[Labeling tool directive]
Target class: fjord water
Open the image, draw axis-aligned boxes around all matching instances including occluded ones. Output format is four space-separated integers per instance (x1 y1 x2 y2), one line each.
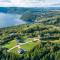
0 13 27 28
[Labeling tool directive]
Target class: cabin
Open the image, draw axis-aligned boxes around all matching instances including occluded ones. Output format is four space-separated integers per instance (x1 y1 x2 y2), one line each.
18 49 25 54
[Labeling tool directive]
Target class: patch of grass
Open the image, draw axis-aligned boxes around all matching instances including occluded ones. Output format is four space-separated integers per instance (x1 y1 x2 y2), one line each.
10 47 19 55
4 38 39 55
4 40 17 49
21 41 39 51
10 41 39 55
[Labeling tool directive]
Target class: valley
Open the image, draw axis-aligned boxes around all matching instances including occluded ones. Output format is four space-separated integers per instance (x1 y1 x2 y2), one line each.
0 7 60 60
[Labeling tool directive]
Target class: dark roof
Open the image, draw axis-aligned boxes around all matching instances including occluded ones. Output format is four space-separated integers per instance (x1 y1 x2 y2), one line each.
18 49 25 54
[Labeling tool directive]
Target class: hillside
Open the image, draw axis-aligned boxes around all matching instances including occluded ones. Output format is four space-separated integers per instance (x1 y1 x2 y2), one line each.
0 7 60 14
0 23 60 60
0 7 60 60
21 10 60 25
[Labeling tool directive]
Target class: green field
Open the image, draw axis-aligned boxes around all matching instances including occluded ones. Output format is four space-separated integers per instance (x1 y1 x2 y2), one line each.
21 41 39 51
4 40 17 49
10 47 19 55
3 37 39 54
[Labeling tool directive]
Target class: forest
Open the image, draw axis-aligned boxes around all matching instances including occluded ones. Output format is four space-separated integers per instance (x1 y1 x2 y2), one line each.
0 9 60 60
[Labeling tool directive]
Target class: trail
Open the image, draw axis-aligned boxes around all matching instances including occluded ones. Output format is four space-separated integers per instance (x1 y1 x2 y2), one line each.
7 45 20 52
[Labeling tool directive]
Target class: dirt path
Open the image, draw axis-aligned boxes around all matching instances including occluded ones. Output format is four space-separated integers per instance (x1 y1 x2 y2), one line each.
7 45 20 52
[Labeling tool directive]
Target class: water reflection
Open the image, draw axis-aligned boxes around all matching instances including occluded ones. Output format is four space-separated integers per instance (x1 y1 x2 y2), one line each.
0 13 26 28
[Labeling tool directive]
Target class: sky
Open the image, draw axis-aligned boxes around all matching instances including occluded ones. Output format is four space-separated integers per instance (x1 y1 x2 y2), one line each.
0 0 60 7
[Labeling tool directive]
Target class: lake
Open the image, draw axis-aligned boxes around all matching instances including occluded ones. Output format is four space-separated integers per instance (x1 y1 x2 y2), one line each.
0 13 27 28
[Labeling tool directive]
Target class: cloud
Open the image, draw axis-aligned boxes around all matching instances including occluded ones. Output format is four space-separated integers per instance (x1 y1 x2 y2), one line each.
52 3 60 5
0 0 60 7
0 0 10 2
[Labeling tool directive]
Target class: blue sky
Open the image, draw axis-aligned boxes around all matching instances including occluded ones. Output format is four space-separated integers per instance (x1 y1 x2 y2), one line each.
0 0 60 7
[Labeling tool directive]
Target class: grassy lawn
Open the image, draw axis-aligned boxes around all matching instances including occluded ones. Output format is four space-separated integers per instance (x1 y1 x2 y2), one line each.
10 47 19 55
21 41 39 51
3 37 39 55
4 40 17 49
10 41 39 55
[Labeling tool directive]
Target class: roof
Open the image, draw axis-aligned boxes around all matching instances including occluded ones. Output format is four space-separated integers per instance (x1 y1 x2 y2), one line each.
18 49 25 54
